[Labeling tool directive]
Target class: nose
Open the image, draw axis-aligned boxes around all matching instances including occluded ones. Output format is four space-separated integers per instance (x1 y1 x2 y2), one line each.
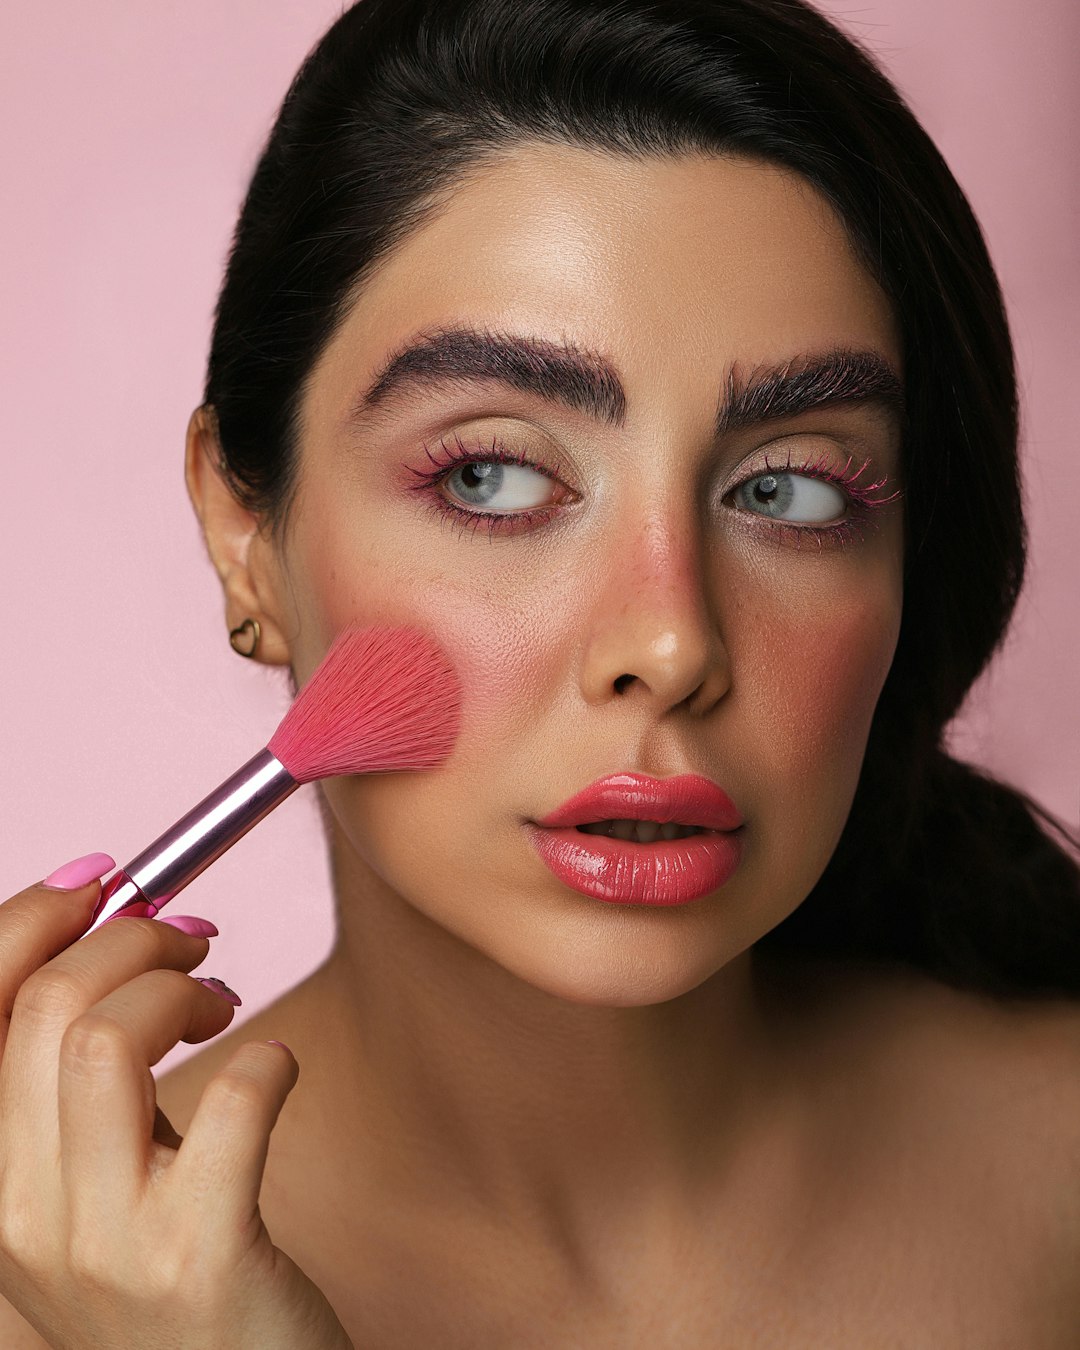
578 506 730 717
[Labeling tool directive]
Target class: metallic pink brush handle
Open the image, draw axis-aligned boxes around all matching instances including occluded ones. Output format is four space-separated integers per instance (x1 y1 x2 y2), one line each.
81 748 298 936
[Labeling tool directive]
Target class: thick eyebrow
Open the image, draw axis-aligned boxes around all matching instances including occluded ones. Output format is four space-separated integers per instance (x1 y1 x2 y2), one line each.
348 327 902 435
716 349 903 433
351 326 626 425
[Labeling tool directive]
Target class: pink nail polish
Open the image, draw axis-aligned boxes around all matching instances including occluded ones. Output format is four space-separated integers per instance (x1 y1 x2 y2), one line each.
196 976 242 1007
42 852 116 891
157 915 219 938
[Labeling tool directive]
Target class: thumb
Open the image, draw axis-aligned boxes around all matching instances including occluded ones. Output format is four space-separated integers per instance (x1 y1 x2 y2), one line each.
172 1040 299 1228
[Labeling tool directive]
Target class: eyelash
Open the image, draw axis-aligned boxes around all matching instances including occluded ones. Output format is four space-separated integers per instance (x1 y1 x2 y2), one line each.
403 434 570 542
402 434 901 548
736 445 902 550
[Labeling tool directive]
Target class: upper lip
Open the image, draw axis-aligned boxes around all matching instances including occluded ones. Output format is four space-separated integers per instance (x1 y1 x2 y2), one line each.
535 772 743 832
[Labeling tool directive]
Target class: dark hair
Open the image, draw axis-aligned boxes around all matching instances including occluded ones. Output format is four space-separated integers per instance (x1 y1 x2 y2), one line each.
204 0 1079 997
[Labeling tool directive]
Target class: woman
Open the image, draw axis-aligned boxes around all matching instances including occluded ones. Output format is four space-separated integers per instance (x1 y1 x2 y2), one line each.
1 0 1077 1344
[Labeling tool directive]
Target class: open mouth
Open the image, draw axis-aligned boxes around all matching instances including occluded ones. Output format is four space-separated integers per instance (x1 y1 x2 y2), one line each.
575 820 707 842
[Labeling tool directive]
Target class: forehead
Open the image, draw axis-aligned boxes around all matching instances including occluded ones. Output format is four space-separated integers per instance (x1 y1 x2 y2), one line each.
313 142 899 419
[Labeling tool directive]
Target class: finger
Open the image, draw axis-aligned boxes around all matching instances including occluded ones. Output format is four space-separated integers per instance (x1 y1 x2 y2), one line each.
0 917 211 1167
172 1041 299 1233
0 870 113 1049
58 968 237 1225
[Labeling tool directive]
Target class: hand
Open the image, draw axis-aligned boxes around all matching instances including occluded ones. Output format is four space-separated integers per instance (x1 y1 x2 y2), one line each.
0 862 353 1349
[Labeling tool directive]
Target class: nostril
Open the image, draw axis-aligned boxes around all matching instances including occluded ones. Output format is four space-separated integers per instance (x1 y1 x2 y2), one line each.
613 673 635 694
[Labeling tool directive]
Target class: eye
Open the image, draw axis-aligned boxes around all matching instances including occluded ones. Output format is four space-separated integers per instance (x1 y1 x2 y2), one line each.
731 471 846 524
443 460 557 512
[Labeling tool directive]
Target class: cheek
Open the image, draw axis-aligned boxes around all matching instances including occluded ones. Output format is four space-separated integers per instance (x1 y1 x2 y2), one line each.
406 567 589 778
792 603 893 754
741 580 900 803
726 570 900 908
423 587 541 711
311 557 580 886
288 509 572 756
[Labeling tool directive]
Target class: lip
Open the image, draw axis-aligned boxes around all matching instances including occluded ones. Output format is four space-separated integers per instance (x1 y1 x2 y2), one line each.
536 772 744 832
526 772 744 907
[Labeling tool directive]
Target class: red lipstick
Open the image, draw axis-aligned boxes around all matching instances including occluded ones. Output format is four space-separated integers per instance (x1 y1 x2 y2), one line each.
525 772 744 907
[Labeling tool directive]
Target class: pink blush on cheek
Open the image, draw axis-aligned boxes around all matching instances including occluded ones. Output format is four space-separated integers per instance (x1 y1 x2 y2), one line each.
409 579 580 769
760 598 900 771
428 598 547 720
320 577 550 746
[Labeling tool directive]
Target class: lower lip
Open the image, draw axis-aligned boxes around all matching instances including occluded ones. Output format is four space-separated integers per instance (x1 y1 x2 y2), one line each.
523 825 743 906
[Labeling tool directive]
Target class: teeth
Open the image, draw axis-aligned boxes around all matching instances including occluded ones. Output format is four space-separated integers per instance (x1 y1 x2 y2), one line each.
577 820 703 842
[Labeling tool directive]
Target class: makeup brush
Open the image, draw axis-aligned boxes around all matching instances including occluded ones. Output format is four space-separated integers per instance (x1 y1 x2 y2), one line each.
79 625 461 937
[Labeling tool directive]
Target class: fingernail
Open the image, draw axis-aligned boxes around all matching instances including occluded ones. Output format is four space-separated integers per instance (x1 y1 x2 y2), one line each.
195 976 242 1007
157 915 219 938
266 1040 291 1052
42 852 116 891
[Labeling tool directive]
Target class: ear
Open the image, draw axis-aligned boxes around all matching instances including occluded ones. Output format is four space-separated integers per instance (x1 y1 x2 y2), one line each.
184 406 293 666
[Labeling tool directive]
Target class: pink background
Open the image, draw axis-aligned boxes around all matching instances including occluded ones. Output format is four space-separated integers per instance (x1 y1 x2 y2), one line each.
1 2 1076 1074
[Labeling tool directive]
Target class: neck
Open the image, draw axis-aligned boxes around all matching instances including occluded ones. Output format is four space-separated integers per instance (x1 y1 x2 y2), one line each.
293 827 792 1273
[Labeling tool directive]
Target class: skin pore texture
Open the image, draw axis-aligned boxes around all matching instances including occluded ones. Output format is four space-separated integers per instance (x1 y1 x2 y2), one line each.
162 146 1079 1346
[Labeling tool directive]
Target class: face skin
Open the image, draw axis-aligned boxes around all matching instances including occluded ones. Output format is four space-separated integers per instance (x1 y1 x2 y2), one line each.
185 143 903 1293
219 142 902 1002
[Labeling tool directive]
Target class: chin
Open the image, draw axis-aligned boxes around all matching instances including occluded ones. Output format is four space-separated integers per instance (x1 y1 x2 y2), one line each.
475 913 763 1009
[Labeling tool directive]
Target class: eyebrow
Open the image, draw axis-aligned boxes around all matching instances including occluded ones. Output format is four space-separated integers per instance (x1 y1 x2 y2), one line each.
716 349 903 433
348 326 903 435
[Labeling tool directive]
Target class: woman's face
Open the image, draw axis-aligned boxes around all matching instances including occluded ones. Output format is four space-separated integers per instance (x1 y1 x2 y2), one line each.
264 144 904 1005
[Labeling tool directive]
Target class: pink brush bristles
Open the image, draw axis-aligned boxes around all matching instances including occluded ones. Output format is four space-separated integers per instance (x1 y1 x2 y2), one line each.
80 624 461 934
268 625 462 783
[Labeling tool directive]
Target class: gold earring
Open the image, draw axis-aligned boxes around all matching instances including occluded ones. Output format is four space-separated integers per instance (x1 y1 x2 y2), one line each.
228 617 261 658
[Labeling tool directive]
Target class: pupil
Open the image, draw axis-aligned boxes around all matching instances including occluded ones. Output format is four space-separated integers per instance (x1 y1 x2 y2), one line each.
464 462 495 487
754 475 779 503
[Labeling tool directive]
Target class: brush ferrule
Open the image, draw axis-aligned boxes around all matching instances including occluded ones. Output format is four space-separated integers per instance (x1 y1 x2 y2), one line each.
129 748 298 903
87 749 298 929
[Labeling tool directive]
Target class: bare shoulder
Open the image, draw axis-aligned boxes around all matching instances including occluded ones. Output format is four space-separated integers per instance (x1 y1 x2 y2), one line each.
883 968 1080 1183
875 964 1080 1294
760 950 1080 1330
845 959 1080 1115
763 947 1078 1163
764 946 1080 1086
770 950 1080 1259
782 951 1080 1136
